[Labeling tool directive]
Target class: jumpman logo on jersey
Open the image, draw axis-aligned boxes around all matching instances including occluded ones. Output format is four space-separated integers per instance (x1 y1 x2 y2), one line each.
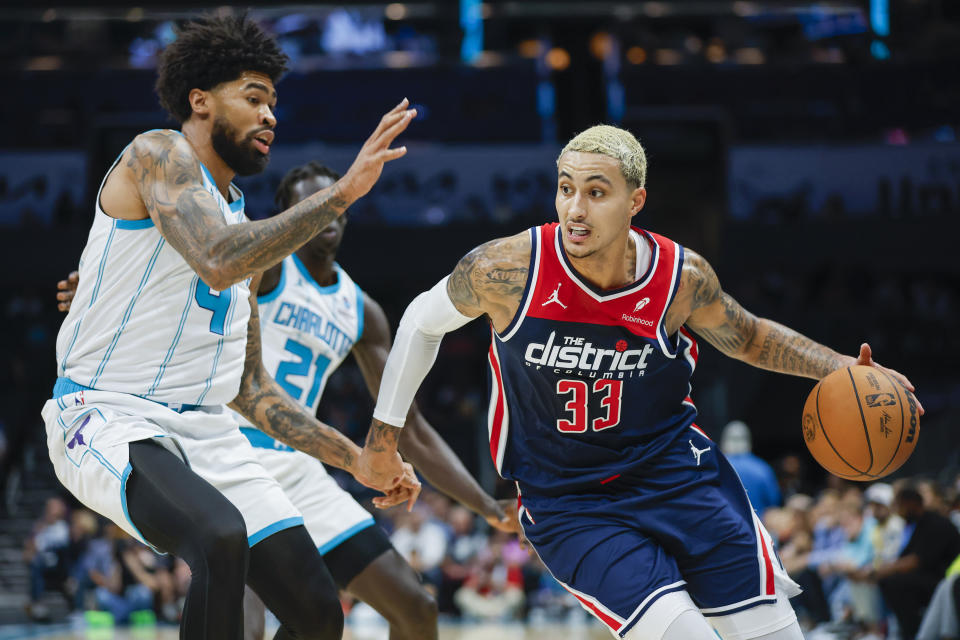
542 283 567 309
67 415 91 450
689 440 711 466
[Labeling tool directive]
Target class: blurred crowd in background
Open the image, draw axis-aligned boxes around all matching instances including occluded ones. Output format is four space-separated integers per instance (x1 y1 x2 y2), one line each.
20 422 960 640
3 1 960 636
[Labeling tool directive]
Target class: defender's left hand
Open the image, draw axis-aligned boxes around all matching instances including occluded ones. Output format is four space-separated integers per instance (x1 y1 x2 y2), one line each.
371 462 421 511
854 343 924 415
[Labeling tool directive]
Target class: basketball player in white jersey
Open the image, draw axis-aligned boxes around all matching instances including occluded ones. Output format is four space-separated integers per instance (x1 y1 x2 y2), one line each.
58 162 522 639
355 125 922 640
41 15 416 640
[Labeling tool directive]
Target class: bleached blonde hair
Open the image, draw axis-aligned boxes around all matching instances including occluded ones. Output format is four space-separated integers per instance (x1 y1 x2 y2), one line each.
558 125 647 189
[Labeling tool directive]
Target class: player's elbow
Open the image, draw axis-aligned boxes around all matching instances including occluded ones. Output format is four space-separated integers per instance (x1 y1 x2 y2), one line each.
194 256 240 291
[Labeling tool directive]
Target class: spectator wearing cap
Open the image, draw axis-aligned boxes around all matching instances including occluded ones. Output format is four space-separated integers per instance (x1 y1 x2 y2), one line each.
864 483 904 567
870 485 960 640
720 420 782 517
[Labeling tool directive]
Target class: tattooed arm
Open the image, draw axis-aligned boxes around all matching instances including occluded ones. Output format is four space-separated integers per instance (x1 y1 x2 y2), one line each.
228 275 420 503
126 101 414 290
672 250 919 397
445 231 532 331
356 231 532 492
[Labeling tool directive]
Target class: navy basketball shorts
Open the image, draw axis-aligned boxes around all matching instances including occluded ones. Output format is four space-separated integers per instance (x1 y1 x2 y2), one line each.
519 426 799 638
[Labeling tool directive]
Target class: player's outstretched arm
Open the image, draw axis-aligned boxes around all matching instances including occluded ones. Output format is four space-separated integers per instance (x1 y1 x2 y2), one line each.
352 293 516 528
129 100 414 291
228 275 420 503
679 250 922 410
356 231 532 493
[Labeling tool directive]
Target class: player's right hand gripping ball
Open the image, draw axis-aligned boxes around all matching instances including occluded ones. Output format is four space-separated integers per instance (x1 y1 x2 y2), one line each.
802 365 919 480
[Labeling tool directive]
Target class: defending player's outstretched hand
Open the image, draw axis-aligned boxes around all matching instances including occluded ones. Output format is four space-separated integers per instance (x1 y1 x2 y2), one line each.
338 98 417 204
853 342 924 415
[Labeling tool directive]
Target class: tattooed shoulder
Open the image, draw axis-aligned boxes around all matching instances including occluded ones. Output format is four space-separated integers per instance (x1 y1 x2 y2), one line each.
665 249 719 330
447 231 531 324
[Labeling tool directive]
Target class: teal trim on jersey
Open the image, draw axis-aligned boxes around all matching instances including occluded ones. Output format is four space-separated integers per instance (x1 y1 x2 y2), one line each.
229 191 244 214
198 162 216 188
121 462 164 554
148 277 197 396
52 377 202 413
239 426 294 452
354 282 365 341
292 254 341 294
256 259 287 304
89 238 166 388
114 217 154 230
317 518 375 555
249 516 305 547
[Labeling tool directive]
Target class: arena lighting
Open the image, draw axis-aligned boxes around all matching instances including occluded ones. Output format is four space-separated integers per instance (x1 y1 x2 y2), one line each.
546 47 570 71
460 0 483 63
518 39 544 58
590 32 613 59
870 0 890 59
626 46 647 64
384 3 407 20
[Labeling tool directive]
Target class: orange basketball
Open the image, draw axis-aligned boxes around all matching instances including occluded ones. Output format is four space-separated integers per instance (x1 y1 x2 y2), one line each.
801 365 919 481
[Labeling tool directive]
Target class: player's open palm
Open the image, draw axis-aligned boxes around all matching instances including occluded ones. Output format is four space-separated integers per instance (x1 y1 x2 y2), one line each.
340 98 416 202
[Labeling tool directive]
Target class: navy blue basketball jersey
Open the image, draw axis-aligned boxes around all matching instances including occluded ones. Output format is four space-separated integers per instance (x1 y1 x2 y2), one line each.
488 223 699 497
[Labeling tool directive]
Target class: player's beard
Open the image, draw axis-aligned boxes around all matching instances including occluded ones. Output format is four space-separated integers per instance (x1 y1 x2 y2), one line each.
211 116 270 177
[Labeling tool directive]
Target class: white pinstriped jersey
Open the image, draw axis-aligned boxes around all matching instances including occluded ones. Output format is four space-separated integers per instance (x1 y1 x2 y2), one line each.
234 255 364 450
55 130 251 406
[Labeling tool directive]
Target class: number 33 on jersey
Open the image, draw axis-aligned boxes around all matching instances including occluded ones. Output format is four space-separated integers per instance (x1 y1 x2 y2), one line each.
486 222 698 495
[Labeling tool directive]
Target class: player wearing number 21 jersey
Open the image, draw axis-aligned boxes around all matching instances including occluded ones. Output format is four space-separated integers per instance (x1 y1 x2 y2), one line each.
356 125 921 640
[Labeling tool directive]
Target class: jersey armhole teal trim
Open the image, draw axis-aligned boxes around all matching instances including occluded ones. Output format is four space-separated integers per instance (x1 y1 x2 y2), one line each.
257 260 287 304
355 283 366 341
114 218 155 230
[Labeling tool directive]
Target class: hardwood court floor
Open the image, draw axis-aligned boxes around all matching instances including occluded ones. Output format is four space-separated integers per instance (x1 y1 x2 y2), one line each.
0 623 611 640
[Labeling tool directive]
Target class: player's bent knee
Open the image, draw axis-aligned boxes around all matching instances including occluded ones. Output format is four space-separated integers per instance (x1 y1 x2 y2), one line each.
622 590 705 640
192 509 248 575
707 591 799 640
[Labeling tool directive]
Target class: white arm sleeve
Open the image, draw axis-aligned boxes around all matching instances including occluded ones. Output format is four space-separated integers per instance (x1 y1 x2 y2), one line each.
372 276 474 427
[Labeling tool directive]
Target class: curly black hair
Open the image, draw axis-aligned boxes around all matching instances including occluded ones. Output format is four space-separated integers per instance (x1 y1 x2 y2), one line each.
155 13 289 124
275 162 342 211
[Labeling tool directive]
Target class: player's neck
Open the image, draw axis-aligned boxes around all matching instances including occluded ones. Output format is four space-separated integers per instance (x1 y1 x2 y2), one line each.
180 122 236 199
295 247 338 287
567 233 637 291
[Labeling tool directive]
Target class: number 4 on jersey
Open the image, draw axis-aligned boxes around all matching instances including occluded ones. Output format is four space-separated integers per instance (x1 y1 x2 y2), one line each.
556 379 623 433
194 280 233 336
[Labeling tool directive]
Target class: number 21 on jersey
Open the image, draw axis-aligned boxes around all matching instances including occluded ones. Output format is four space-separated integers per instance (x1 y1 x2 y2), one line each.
556 379 623 433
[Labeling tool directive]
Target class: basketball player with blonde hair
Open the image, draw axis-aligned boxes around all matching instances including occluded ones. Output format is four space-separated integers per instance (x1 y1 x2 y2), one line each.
355 124 922 639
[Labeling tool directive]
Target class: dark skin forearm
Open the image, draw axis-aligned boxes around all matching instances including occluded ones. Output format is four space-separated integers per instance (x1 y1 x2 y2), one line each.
399 411 500 518
352 294 502 518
